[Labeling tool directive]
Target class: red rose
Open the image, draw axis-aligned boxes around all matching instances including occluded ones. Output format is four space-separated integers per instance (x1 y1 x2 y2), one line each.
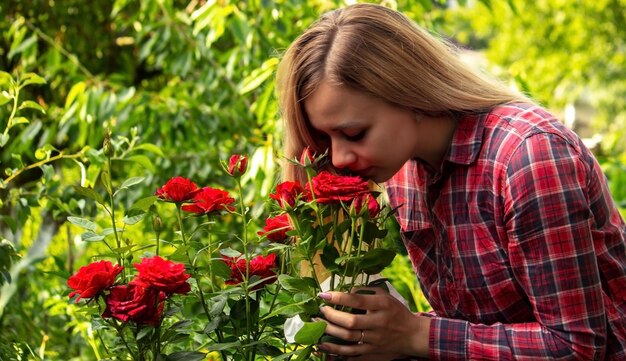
155 176 199 203
222 256 246 285
222 254 277 289
102 284 165 325
257 214 292 242
270 181 310 209
353 193 381 218
181 186 235 215
249 253 277 281
227 154 248 177
68 260 123 302
131 256 191 295
310 171 369 204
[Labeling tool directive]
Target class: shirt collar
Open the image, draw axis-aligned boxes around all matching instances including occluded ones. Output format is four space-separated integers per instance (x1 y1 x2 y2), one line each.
444 112 486 166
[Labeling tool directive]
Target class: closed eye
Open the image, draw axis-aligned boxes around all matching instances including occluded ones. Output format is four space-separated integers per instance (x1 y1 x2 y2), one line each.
344 130 366 142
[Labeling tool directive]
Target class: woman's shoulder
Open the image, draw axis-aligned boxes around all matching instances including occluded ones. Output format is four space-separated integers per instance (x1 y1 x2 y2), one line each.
481 102 581 146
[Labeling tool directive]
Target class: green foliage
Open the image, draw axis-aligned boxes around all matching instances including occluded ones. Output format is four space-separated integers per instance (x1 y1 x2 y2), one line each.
441 0 626 213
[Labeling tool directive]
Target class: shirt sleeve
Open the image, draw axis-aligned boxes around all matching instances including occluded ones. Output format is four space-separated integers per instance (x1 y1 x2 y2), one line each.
429 132 607 360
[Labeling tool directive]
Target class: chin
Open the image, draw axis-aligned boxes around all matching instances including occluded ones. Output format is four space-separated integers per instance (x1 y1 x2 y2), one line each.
369 174 391 183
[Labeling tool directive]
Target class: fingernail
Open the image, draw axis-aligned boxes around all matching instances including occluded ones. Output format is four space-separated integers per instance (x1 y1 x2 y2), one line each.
317 344 329 352
318 292 332 300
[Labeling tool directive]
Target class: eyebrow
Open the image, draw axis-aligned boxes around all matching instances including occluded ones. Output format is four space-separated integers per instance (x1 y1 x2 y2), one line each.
330 120 362 132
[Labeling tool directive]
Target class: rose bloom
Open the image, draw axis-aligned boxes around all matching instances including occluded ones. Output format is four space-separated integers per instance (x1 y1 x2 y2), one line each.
68 260 124 302
311 171 370 204
258 214 292 242
131 256 191 295
227 154 248 177
155 176 199 203
353 193 381 218
102 284 165 325
181 186 235 215
222 253 277 289
270 181 310 209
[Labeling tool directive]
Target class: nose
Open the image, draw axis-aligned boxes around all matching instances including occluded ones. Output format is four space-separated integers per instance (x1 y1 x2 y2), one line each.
331 140 357 170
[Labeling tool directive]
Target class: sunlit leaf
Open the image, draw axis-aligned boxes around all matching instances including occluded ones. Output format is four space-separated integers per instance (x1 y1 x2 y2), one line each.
294 321 326 345
67 216 98 232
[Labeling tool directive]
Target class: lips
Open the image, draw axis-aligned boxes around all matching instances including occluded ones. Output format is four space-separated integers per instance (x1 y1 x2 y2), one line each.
355 167 374 179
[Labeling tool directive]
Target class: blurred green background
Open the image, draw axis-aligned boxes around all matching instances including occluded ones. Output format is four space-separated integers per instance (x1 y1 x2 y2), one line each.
1 0 625 359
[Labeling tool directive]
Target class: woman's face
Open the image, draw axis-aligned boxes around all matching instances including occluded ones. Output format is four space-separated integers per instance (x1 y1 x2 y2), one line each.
304 80 421 183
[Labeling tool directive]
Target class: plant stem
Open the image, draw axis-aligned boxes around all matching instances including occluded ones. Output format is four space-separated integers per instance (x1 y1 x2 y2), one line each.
106 157 124 277
235 178 254 361
176 205 228 361
3 152 83 185
2 84 19 137
115 323 137 360
206 215 215 292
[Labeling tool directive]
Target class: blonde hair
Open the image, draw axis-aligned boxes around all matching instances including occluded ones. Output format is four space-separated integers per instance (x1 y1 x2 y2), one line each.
276 3 528 183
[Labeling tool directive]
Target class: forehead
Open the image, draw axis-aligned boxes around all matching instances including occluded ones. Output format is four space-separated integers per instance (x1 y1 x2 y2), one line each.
303 81 372 130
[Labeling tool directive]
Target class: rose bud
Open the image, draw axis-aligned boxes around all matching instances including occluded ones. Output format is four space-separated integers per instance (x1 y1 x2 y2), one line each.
227 154 248 177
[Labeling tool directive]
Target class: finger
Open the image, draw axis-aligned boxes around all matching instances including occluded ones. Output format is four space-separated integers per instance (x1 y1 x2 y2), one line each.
350 286 385 296
348 355 391 361
318 341 368 358
318 290 387 311
320 317 364 343
319 305 371 330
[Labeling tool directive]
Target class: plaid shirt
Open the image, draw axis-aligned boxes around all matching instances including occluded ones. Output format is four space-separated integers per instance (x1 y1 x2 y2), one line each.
385 103 626 360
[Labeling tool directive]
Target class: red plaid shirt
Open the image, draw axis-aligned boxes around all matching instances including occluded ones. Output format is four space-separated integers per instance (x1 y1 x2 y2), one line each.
385 103 626 360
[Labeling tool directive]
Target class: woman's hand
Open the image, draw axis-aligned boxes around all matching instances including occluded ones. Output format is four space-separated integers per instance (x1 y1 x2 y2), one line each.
316 287 430 359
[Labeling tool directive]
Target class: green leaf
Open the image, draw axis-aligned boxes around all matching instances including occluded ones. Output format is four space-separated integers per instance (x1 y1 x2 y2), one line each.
294 321 326 345
168 319 193 331
136 327 154 341
65 81 86 109
219 247 241 258
80 231 105 242
209 295 228 318
8 35 37 60
0 71 12 84
0 134 9 147
20 72 46 86
114 176 145 196
132 143 164 157
122 209 145 225
361 248 397 275
240 57 279 94
9 116 29 127
73 185 106 206
168 246 190 262
18 100 45 113
205 341 241 352
130 195 157 211
124 155 155 172
278 274 316 294
67 216 98 232
319 243 340 273
165 351 206 361
294 346 313 361
210 259 232 279
0 91 11 106
100 168 112 195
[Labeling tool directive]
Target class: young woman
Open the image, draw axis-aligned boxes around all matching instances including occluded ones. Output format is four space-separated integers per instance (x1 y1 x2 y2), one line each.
276 3 626 360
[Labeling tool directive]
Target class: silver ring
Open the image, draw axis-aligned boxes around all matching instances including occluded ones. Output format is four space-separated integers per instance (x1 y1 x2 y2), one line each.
357 329 365 345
